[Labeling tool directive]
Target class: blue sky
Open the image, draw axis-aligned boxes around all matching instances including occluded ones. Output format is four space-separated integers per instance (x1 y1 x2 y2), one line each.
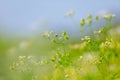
0 0 120 36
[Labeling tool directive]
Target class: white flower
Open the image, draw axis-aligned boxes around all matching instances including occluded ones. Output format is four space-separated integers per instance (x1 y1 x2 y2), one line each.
103 14 116 19
64 10 75 17
97 10 116 19
82 52 99 63
86 54 93 61
27 56 34 59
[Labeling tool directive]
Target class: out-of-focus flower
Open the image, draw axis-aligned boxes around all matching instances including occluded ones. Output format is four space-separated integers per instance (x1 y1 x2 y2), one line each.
103 14 116 19
81 52 99 64
42 31 50 38
78 52 99 76
27 56 34 59
18 56 26 64
19 41 29 50
65 67 77 79
87 14 92 19
86 14 92 25
97 10 109 18
8 47 16 55
81 36 91 42
99 38 113 52
79 56 83 59
93 28 103 34
85 54 93 61
64 10 75 17
18 56 26 60
86 19 92 25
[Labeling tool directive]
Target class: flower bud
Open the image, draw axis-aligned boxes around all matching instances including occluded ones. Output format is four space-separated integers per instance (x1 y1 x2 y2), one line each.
80 18 85 26
95 16 99 20
64 36 69 40
55 34 58 38
62 31 67 36
87 19 92 24
87 14 92 19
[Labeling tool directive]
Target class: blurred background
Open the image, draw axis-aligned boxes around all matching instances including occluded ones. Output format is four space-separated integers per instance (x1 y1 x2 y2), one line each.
0 0 120 80
0 0 120 37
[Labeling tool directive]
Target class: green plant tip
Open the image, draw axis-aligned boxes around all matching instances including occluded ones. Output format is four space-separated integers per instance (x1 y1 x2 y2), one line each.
62 31 67 36
95 16 99 20
51 39 56 43
64 36 70 40
55 34 59 37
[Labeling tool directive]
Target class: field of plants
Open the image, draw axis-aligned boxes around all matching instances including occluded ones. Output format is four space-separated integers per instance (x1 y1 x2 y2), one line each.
0 13 120 80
